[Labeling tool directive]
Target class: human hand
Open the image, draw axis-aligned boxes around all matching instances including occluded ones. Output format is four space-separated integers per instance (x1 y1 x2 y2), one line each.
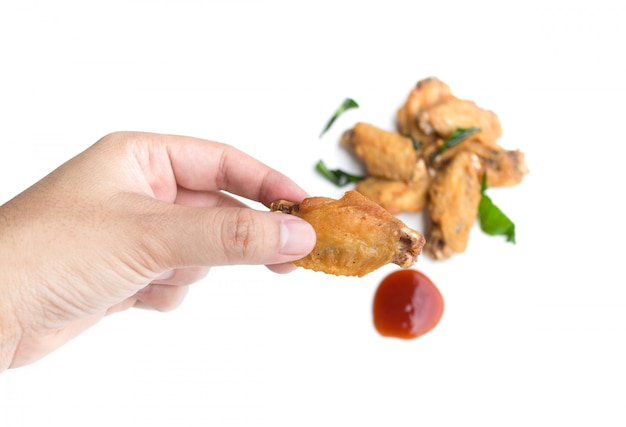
0 131 316 370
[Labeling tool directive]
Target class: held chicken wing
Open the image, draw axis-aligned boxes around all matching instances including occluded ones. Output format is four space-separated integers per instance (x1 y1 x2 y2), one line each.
270 190 425 277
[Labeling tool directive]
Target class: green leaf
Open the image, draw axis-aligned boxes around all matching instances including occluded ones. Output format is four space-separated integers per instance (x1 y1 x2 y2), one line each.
319 98 359 138
478 174 516 243
315 160 364 187
435 127 480 157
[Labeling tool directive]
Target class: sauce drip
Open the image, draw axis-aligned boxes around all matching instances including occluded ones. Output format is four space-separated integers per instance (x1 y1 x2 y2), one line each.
373 269 444 339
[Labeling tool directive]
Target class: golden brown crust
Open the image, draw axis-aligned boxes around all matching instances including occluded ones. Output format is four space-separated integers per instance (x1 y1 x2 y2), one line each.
340 122 417 183
429 139 529 187
396 77 453 145
425 151 481 260
397 77 501 149
355 158 430 214
417 98 502 146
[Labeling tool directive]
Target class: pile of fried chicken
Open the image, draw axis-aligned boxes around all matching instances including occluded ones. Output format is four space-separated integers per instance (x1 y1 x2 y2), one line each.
269 77 527 277
341 77 529 260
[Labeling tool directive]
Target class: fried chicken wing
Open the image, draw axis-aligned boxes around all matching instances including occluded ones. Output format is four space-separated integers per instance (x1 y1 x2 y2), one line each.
396 77 453 144
397 77 502 150
430 139 529 187
340 122 417 182
469 143 528 187
356 177 427 215
270 190 425 277
355 158 430 214
417 98 502 147
425 150 481 260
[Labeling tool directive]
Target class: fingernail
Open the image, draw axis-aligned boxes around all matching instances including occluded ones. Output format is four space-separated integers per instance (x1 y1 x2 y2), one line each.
280 218 316 256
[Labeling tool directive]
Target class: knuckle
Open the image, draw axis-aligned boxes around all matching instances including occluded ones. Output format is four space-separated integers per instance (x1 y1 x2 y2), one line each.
222 210 261 263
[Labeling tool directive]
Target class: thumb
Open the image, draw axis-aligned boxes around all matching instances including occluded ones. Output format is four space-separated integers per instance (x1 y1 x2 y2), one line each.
150 205 316 269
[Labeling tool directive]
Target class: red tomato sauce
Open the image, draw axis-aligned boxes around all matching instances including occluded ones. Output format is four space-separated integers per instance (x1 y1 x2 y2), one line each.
373 269 444 339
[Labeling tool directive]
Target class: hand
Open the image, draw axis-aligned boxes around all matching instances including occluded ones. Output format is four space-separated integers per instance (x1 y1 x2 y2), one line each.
0 131 316 370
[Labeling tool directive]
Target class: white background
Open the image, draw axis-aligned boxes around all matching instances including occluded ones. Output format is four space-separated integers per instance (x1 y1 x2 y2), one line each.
1 1 625 426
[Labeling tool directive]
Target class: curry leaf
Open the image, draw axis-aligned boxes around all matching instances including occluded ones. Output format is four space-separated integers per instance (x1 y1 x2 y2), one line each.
315 160 364 187
435 127 480 156
478 174 516 243
319 98 359 138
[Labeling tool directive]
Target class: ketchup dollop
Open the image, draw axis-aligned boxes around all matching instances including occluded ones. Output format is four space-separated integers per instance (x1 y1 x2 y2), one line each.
373 269 444 339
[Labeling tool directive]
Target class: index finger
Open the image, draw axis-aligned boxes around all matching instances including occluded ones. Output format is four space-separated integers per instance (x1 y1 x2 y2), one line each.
139 132 311 206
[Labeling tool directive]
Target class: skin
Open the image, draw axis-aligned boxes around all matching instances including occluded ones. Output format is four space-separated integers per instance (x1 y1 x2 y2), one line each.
0 131 316 371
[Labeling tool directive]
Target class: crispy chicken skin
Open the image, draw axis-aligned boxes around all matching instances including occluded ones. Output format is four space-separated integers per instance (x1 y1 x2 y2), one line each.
425 151 481 260
470 144 528 187
356 176 428 215
417 99 502 147
270 190 425 277
340 122 417 182
397 76 503 150
355 158 430 214
428 139 528 187
396 77 453 144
